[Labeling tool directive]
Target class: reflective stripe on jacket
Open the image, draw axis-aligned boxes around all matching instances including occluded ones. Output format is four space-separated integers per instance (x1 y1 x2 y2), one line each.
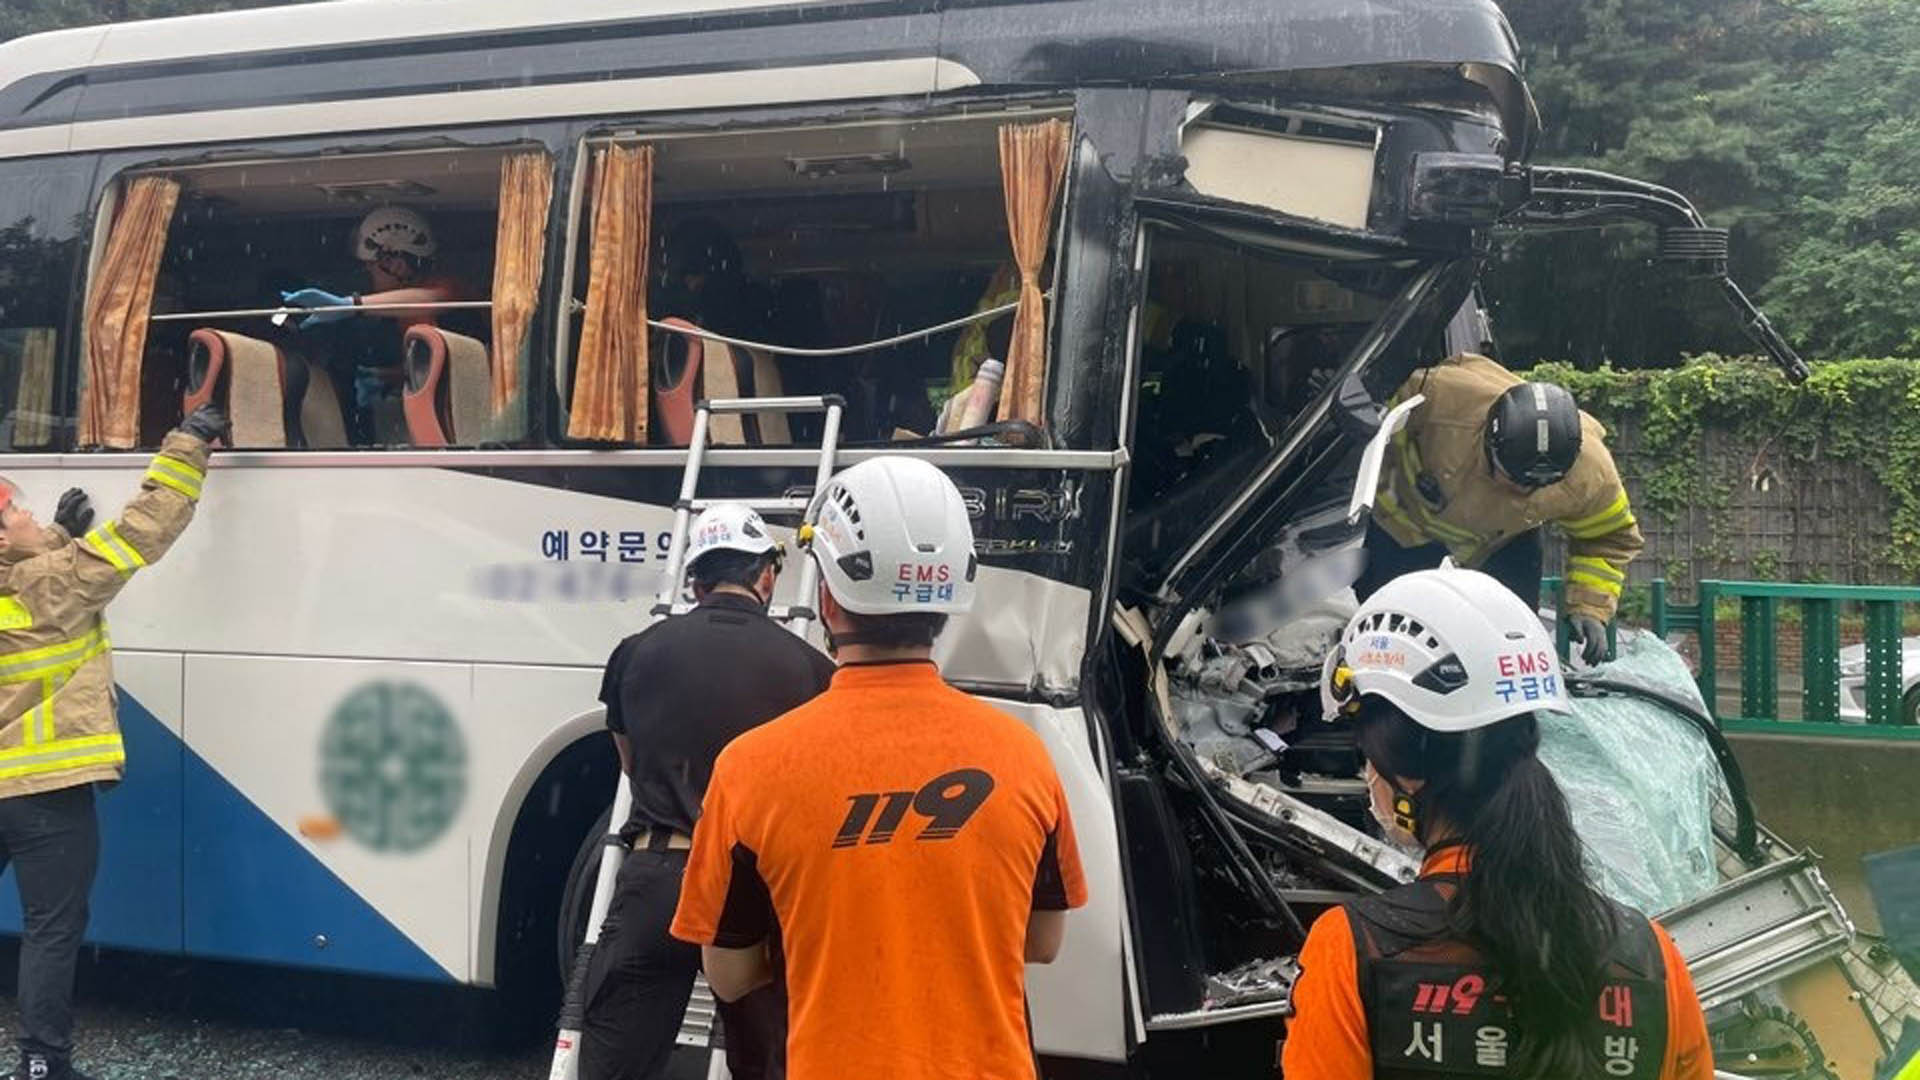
0 432 208 798
1373 354 1643 622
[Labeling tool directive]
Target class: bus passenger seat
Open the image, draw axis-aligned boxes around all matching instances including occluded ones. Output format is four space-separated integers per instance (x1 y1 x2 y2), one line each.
183 329 349 449
290 353 349 449
183 329 291 448
651 318 791 448
402 325 491 447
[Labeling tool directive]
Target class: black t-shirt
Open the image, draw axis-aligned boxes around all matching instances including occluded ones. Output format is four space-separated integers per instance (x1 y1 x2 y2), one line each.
599 591 836 838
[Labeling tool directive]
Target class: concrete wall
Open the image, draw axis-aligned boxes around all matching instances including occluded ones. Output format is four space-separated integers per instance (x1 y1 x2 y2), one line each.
1728 732 1920 936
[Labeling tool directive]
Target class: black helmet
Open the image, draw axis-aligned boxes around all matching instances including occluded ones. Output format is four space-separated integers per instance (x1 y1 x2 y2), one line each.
1485 381 1582 488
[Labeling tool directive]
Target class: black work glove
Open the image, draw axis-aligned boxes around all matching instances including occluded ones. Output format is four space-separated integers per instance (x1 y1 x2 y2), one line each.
178 403 230 445
1570 614 1610 666
54 488 92 536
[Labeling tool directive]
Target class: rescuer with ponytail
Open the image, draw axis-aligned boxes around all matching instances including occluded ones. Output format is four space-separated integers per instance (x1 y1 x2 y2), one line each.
1283 564 1713 1079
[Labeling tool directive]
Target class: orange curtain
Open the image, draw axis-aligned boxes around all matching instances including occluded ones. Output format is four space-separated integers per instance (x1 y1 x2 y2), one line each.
490 151 554 416
994 118 1070 427
81 175 179 448
567 144 653 443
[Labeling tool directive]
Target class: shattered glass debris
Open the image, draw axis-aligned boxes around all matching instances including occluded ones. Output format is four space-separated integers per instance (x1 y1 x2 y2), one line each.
1204 955 1302 1010
1540 628 1723 914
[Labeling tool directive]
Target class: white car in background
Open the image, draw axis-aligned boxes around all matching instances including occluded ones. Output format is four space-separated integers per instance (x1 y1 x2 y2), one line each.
1837 639 1920 723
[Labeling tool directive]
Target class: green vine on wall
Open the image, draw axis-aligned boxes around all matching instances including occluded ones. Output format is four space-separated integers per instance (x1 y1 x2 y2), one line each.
1520 356 1920 579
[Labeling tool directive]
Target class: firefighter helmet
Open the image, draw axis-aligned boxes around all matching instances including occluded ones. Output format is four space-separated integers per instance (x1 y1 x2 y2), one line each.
800 456 976 615
1321 562 1570 731
1486 380 1582 488
353 206 437 262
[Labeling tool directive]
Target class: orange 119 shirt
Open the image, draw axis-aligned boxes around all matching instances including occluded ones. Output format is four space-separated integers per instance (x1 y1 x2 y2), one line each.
672 661 1089 1080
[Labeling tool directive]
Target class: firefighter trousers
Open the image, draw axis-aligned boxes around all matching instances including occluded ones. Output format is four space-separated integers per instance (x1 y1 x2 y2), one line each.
0 784 98 1065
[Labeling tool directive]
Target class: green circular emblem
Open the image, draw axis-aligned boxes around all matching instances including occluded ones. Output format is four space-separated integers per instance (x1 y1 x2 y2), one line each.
320 681 466 853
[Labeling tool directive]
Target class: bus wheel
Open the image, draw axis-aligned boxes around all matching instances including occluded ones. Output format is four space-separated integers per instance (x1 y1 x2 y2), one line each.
558 804 614 979
490 735 616 1046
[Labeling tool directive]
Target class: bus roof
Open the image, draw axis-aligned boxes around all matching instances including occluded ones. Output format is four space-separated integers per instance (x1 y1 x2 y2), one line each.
0 0 1534 159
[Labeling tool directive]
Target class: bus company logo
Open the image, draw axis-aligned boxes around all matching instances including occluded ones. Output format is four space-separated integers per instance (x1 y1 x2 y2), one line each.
953 483 1082 525
319 682 467 854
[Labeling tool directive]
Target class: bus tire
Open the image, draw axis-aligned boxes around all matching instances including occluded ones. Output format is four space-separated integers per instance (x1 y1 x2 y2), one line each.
558 803 614 978
491 735 618 1045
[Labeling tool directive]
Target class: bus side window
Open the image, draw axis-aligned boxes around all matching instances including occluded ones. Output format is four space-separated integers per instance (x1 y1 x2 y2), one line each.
0 158 93 451
563 117 1057 448
102 145 550 451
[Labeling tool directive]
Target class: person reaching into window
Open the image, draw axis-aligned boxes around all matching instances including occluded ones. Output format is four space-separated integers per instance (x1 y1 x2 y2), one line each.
279 206 466 443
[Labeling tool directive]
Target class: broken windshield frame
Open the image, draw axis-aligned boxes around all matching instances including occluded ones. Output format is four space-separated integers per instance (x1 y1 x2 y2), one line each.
1130 218 1471 662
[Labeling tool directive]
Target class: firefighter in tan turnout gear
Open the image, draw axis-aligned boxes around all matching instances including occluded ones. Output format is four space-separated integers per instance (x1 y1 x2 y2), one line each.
0 404 223 1080
1354 354 1642 666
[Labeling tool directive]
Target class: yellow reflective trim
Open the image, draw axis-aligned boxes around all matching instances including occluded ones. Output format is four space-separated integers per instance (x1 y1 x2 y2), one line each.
0 628 109 684
0 749 126 782
1426 518 1480 546
1568 556 1626 582
39 677 53 744
18 697 38 748
1565 513 1636 540
149 454 205 485
1563 492 1631 533
104 521 147 568
84 530 133 576
1567 570 1625 598
0 733 121 763
0 596 31 632
1395 436 1425 498
0 630 102 669
145 468 200 499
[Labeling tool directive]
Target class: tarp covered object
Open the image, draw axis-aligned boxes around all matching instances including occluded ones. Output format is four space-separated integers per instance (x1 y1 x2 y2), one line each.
1538 628 1724 915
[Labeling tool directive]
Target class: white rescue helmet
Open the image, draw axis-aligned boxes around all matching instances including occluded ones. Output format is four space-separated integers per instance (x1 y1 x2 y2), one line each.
353 206 437 262
801 456 977 615
1320 563 1570 731
688 503 778 569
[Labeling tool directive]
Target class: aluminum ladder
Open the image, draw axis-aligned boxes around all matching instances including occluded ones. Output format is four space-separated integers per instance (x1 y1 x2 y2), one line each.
549 394 845 1080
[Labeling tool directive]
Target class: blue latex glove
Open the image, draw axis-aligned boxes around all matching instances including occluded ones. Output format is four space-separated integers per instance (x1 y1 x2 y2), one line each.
280 288 355 329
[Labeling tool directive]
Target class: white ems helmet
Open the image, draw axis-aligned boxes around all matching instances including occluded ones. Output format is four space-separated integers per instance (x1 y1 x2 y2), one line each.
688 503 778 571
802 456 976 615
353 206 437 262
1320 563 1570 731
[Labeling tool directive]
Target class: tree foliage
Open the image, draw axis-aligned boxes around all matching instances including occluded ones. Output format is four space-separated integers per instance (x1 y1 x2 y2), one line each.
1526 356 1920 581
1490 0 1920 367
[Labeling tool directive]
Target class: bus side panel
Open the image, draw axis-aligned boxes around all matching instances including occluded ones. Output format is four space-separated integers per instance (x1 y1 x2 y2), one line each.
182 655 468 981
987 700 1128 1063
0 653 186 954
466 662 604 985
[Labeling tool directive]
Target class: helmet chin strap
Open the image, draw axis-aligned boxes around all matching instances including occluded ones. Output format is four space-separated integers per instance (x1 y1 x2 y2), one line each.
820 626 896 656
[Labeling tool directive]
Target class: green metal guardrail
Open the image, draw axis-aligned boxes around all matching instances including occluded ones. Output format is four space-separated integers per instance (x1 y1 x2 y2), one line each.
1548 577 1920 739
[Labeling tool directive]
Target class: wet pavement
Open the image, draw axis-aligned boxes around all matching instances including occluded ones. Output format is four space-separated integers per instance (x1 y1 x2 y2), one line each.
0 945 552 1080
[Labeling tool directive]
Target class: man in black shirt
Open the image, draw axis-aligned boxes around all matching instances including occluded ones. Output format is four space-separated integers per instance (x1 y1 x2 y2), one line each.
580 504 835 1080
